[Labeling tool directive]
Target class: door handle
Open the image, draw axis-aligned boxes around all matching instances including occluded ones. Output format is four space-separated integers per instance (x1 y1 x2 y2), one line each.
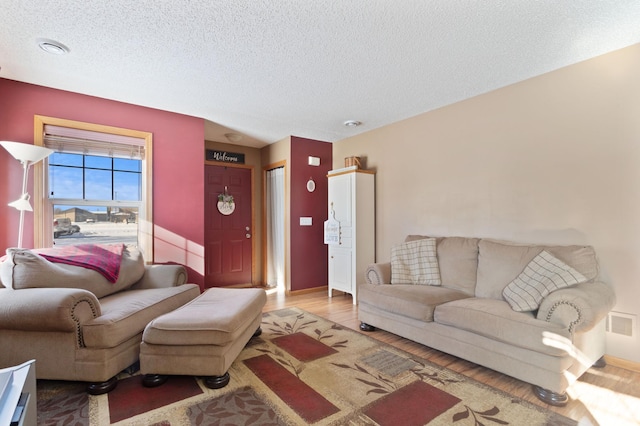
246 233 251 239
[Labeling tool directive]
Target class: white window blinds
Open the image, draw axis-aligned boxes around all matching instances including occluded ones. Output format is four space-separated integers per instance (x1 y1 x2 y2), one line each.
43 125 145 159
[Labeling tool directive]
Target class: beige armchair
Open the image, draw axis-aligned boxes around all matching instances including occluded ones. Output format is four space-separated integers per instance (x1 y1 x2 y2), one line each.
0 247 200 393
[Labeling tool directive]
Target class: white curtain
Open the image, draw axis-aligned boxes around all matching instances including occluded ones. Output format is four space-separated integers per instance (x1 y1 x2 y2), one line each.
266 167 285 289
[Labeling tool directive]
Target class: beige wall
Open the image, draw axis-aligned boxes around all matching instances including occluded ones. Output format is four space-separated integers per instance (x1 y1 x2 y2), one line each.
334 43 640 362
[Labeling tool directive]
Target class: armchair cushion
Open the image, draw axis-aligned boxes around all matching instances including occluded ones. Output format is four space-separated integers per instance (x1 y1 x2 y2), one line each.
1 246 144 298
82 284 200 348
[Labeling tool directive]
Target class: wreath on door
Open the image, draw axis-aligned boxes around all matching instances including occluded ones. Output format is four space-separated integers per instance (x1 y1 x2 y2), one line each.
217 188 235 216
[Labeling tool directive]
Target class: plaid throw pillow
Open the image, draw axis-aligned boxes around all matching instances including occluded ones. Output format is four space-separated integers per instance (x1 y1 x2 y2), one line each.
391 238 441 285
503 250 587 312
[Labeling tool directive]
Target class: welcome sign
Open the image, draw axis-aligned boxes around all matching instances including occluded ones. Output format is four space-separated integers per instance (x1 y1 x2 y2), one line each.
206 149 245 164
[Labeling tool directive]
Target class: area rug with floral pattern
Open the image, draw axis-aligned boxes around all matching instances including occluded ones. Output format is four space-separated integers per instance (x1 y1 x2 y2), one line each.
37 307 576 425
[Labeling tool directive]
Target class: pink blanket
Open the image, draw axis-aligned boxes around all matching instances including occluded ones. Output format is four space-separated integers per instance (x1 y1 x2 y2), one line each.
34 244 124 283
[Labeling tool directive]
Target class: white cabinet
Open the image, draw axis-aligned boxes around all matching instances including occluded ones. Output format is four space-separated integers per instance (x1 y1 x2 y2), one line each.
327 166 375 304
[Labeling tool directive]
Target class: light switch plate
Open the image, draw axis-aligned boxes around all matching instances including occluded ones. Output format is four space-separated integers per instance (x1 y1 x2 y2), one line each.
300 217 312 226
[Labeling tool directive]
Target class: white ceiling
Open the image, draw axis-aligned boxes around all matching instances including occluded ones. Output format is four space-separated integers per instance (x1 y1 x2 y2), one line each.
2 1 640 148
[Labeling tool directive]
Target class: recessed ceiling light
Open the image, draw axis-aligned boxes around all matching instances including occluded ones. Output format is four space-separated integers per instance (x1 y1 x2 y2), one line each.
37 38 69 55
343 120 362 127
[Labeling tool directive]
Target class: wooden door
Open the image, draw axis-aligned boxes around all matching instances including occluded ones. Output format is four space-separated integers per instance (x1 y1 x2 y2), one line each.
205 165 252 287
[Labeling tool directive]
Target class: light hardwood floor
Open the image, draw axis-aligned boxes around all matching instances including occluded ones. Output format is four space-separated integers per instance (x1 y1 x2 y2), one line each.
264 289 640 426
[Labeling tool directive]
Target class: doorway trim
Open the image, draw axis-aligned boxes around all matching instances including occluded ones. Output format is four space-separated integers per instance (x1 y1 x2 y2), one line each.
262 160 287 292
205 160 256 286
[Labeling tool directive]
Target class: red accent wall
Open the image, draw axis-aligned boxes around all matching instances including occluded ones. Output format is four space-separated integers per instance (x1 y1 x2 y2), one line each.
0 78 205 286
290 136 332 291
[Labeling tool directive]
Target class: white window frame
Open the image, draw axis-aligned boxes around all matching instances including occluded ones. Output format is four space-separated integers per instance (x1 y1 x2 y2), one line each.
33 115 154 261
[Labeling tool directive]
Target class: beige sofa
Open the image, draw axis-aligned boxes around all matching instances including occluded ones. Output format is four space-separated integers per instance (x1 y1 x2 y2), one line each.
358 236 616 406
0 246 200 394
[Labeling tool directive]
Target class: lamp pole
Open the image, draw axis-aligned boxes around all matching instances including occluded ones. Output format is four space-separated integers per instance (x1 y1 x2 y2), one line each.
16 160 31 248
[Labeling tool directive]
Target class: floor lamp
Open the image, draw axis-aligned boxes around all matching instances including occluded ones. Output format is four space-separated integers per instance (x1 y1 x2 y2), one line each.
1 141 54 248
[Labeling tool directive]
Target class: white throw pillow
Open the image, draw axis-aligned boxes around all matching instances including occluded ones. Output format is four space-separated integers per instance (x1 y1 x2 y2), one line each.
503 250 587 312
391 238 441 285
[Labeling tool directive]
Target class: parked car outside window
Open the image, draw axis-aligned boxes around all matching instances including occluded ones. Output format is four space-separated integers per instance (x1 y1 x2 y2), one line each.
53 218 80 238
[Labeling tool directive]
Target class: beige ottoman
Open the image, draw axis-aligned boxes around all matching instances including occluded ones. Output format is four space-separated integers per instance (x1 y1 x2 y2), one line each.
140 287 266 389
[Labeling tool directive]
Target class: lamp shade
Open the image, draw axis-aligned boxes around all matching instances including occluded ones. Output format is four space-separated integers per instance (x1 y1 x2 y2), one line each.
2 140 54 248
8 194 33 212
0 141 54 163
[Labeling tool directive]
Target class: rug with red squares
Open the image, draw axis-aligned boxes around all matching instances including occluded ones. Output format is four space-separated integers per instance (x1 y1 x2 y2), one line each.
37 307 576 425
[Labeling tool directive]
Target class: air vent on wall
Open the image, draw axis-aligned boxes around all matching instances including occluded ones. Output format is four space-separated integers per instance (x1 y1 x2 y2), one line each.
606 312 636 338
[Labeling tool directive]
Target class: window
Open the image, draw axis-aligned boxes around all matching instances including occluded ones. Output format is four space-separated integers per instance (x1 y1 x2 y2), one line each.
49 153 142 201
33 116 153 258
49 153 142 246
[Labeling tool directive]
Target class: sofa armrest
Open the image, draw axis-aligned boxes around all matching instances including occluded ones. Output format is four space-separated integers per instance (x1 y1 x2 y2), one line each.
0 288 100 332
537 281 616 333
365 262 391 285
130 264 188 289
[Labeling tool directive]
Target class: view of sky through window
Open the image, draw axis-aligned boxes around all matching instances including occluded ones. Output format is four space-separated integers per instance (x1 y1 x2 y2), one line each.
49 152 142 246
49 153 141 208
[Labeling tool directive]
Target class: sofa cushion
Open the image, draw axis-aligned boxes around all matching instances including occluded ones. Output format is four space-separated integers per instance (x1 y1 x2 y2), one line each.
82 284 200 348
503 251 587 312
391 238 441 285
358 282 470 322
406 236 479 295
1 246 145 298
434 298 571 356
475 240 598 300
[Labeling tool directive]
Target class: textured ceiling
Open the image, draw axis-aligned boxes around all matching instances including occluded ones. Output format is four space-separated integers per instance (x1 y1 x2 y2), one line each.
2 1 640 148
